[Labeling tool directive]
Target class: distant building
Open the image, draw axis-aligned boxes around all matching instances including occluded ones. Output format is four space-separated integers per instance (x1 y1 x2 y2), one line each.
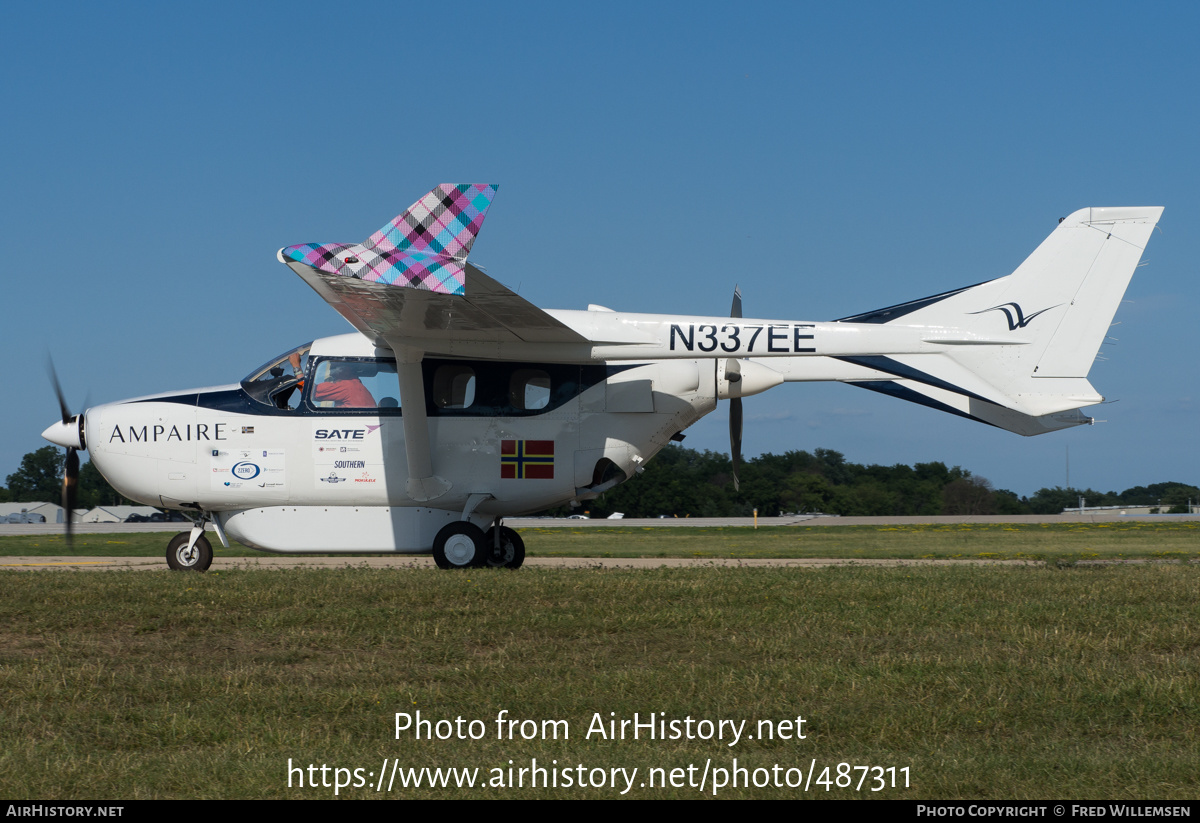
1061 504 1197 515
0 502 70 523
81 506 161 523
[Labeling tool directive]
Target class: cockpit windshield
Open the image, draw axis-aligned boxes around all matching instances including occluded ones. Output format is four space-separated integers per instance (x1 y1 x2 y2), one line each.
241 343 312 409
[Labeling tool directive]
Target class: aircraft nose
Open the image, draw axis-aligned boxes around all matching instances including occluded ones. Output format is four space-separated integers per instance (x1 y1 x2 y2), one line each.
42 416 84 450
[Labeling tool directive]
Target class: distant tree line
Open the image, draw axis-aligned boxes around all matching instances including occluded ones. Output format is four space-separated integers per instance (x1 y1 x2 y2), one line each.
572 445 1200 519
1 446 133 508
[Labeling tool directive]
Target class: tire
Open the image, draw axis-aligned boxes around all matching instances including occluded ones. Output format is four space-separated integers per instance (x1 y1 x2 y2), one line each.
483 525 525 569
166 532 213 572
432 522 485 570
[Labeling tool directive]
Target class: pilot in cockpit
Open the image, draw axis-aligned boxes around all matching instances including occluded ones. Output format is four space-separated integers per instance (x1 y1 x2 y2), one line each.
313 361 376 408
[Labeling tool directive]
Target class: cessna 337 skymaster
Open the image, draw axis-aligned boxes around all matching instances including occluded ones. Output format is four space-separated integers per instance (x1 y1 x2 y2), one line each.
42 185 1163 571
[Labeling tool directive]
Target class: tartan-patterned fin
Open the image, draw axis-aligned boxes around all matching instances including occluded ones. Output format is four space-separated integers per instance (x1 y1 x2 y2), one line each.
369 184 498 258
279 184 498 296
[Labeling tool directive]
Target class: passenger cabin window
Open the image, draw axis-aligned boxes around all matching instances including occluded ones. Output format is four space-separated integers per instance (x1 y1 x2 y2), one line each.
310 359 400 410
420 358 604 417
432 364 476 409
510 369 551 411
245 354 605 416
241 343 312 410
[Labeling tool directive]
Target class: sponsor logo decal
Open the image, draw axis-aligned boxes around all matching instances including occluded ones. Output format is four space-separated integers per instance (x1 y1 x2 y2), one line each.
501 439 554 480
210 448 286 492
969 302 1057 331
313 424 382 441
314 429 366 440
232 462 260 480
319 472 346 484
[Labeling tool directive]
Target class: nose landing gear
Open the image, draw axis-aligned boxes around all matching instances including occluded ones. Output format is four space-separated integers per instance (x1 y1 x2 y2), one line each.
166 515 213 572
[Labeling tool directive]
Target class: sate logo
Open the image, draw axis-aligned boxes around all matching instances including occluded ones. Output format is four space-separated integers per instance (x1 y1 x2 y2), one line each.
969 302 1058 331
313 424 382 441
501 440 554 479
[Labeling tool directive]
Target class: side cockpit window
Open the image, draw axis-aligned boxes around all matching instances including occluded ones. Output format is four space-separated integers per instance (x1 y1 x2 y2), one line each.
310 359 400 410
242 343 312 409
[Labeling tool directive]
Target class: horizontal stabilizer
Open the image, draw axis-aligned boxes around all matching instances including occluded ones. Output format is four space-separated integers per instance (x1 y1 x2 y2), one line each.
850 379 1094 437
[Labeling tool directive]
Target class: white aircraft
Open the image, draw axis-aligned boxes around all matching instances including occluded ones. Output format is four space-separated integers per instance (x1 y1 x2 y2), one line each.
42 185 1163 571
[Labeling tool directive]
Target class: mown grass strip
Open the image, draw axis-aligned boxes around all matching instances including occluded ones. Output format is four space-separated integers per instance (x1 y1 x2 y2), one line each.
3 521 1200 563
2 564 1197 798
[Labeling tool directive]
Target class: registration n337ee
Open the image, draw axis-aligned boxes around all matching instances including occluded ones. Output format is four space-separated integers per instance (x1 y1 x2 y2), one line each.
41 185 1162 570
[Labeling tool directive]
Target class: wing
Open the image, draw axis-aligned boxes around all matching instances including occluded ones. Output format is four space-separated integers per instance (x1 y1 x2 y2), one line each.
279 184 589 349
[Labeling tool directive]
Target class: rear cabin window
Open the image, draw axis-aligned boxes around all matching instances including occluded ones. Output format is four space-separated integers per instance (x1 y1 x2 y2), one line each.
510 369 551 411
432 364 476 409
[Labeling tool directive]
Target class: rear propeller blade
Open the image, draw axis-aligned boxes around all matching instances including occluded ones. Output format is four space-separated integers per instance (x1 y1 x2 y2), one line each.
729 285 743 492
730 397 742 492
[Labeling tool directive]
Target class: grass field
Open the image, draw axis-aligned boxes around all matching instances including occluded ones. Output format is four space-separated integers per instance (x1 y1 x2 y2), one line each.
4 520 1200 563
522 521 1200 563
2 538 1199 798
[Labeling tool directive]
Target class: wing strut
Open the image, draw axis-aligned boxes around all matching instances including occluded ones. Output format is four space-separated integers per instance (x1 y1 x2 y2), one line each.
395 348 451 502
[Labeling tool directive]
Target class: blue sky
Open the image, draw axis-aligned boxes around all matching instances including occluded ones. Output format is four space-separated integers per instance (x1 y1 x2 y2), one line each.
3 2 1197 497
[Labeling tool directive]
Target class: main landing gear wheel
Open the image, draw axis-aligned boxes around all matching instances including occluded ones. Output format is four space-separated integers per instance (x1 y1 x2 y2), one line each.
432 522 485 570
483 526 525 569
166 531 213 572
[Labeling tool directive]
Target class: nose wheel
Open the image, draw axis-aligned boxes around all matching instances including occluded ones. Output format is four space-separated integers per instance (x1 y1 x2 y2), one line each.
166 531 213 572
